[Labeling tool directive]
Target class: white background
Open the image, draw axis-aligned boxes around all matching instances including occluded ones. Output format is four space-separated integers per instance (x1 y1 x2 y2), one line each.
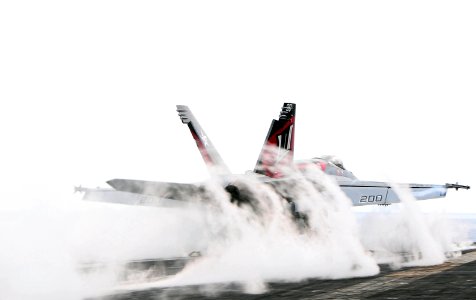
1 1 475 212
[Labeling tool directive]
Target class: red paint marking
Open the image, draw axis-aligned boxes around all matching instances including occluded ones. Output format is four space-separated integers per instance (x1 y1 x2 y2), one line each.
319 161 327 171
189 127 213 164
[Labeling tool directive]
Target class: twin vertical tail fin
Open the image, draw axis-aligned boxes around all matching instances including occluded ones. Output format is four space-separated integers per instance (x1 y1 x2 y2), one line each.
177 105 231 176
177 103 295 179
254 103 296 178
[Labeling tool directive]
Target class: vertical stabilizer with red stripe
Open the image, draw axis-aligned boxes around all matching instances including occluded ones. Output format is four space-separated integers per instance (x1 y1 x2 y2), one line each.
254 103 296 178
177 105 231 176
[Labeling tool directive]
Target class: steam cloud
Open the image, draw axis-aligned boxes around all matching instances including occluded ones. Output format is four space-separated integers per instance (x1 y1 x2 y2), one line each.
0 165 471 299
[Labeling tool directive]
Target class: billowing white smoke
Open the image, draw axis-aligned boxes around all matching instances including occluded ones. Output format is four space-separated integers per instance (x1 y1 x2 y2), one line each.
121 164 379 293
1 167 469 299
0 192 208 300
357 184 470 267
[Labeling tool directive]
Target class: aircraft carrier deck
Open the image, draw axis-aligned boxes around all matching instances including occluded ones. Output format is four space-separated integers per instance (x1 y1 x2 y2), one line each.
95 248 476 300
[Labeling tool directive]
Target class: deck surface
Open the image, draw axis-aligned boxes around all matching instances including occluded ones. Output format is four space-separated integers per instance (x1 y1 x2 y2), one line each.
95 249 476 300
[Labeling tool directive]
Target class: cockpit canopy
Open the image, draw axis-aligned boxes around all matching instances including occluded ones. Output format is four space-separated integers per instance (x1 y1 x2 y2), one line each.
316 155 345 170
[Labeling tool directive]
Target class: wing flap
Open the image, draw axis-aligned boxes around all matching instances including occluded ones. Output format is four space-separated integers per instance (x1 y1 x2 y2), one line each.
107 178 204 200
80 187 187 207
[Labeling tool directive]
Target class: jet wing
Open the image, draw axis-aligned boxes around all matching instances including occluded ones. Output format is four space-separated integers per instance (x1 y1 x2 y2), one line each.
337 180 470 206
106 179 205 201
82 178 468 208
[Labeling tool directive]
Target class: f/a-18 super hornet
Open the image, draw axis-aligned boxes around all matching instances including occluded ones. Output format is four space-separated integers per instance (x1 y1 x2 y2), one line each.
80 103 469 211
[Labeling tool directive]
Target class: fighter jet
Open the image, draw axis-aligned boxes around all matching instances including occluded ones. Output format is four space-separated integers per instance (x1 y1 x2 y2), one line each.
88 103 468 211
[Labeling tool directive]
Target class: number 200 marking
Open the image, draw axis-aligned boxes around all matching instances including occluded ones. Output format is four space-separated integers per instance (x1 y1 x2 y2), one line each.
360 195 383 203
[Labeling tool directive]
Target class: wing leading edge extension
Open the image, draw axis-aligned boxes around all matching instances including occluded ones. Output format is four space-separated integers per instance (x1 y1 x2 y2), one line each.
338 180 470 206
